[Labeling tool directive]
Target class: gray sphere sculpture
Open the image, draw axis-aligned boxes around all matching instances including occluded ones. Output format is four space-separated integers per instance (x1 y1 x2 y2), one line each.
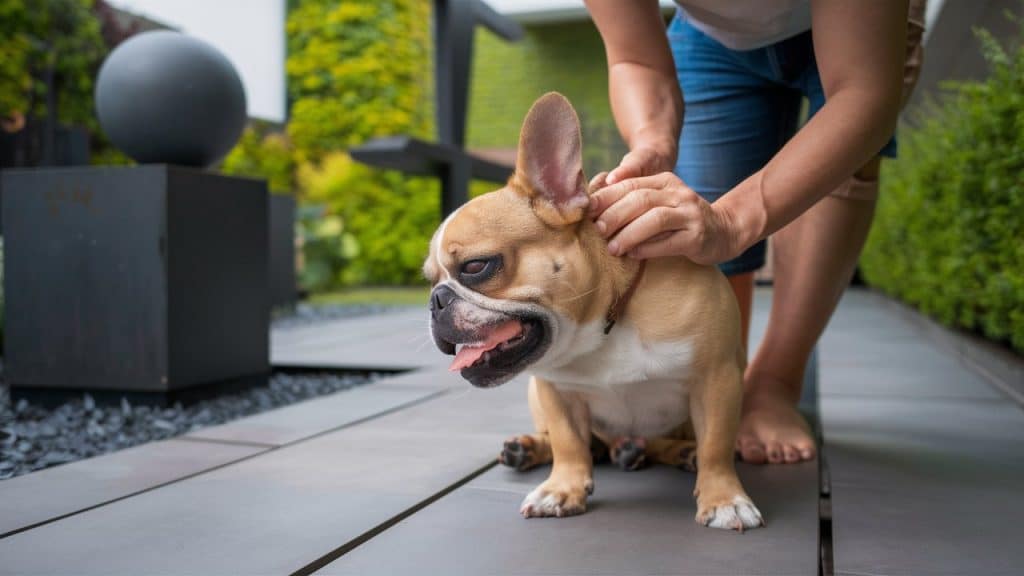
95 31 247 167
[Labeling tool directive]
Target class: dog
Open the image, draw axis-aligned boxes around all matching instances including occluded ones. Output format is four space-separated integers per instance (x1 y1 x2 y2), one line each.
424 92 763 531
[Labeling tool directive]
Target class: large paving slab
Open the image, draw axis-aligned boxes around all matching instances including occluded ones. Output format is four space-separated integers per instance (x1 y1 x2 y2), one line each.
0 371 533 575
823 396 1024 576
186 382 445 446
272 309 442 370
0 438 265 537
820 289 1024 576
815 291 999 400
320 460 820 576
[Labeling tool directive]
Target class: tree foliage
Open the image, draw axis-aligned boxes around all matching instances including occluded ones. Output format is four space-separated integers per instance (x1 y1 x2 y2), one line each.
285 0 431 162
226 0 437 289
861 22 1024 353
0 0 106 126
222 122 296 194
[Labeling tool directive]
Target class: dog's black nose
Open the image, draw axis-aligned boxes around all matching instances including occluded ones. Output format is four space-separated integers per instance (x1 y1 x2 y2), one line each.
430 284 457 316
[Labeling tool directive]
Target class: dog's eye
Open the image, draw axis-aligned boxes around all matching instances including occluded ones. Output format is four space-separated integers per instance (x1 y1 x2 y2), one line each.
459 255 502 285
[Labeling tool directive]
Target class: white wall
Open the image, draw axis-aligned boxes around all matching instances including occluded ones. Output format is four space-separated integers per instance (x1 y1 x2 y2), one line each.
109 0 286 123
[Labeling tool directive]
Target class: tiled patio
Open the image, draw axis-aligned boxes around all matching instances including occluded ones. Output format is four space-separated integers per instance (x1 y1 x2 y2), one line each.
0 289 1020 575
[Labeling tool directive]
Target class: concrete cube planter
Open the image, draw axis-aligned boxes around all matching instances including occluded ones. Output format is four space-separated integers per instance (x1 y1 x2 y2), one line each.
1 165 269 394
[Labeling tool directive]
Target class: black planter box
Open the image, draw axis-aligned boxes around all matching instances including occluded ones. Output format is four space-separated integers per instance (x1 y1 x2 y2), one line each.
1 165 269 394
268 194 296 309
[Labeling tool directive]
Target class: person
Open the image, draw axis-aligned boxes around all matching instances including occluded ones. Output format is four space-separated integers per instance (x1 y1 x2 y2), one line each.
584 0 925 464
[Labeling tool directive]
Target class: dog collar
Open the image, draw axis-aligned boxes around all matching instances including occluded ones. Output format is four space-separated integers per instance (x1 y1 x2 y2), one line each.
604 260 646 335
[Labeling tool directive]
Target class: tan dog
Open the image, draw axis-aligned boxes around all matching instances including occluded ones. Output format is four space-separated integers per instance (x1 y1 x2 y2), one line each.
424 93 763 531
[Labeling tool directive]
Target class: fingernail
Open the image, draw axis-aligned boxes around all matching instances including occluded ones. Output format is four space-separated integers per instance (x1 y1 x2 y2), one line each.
595 220 606 234
608 241 620 255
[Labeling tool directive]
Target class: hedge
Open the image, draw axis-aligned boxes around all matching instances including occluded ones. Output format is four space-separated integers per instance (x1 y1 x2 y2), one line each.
860 25 1024 353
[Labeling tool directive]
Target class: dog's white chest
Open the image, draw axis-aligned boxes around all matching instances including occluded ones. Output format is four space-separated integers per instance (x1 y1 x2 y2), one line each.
535 321 694 438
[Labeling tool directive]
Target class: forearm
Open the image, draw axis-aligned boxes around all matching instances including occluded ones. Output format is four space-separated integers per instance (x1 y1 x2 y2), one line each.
717 88 900 251
608 61 682 157
717 0 907 255
585 0 682 157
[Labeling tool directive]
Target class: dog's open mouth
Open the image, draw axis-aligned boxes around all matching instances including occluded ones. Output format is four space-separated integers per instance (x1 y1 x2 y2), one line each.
448 319 543 375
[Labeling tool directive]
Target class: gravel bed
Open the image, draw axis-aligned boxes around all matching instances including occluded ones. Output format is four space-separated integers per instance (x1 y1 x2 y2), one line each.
0 365 376 481
272 303 415 329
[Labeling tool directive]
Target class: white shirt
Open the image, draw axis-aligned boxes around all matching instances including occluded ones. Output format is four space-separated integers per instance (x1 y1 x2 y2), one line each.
676 0 812 50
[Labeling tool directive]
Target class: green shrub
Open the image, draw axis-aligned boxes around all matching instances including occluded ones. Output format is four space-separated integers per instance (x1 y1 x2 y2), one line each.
0 0 106 127
285 0 431 162
222 122 296 195
861 24 1024 353
298 153 439 286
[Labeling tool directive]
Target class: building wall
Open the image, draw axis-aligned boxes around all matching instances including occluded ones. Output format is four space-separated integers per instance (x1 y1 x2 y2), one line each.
466 19 628 177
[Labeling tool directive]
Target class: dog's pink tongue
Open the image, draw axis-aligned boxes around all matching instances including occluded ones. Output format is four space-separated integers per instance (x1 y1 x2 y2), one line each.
449 320 523 372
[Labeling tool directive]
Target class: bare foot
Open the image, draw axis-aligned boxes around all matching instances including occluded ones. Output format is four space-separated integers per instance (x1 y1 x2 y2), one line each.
736 377 816 464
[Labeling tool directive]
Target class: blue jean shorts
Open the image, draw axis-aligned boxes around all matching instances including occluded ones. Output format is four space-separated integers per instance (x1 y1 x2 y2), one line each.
668 12 898 276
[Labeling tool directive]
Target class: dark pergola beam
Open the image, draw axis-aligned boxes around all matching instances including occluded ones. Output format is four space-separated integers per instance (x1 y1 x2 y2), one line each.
350 0 522 217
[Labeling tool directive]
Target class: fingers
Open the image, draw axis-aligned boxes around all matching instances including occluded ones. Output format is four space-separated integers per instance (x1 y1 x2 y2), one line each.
606 150 650 185
607 206 696 257
626 231 695 260
587 172 610 194
589 172 680 218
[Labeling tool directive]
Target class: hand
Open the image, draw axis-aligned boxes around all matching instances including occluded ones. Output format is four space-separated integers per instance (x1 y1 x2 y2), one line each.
588 172 740 264
591 143 677 191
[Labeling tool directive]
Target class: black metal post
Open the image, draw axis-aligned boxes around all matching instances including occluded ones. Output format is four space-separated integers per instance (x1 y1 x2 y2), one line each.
350 0 523 218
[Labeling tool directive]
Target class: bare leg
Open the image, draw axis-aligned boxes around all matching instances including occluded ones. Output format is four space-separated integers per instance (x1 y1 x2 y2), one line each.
737 159 880 464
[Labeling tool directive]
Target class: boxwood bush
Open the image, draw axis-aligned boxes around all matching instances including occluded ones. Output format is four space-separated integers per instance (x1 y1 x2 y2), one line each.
861 25 1024 353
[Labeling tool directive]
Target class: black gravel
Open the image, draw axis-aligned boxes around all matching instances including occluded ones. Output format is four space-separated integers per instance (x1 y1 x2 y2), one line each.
0 364 376 481
272 303 411 329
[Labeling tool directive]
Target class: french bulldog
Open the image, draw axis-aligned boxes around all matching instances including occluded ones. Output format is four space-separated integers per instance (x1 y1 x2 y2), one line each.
424 92 763 531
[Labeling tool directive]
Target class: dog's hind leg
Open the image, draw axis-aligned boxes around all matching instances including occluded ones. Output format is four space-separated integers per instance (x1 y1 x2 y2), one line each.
644 437 698 471
499 434 552 471
603 436 698 472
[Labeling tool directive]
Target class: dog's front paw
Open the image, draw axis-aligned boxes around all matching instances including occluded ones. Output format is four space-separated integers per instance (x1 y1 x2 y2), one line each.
696 495 764 532
520 476 593 518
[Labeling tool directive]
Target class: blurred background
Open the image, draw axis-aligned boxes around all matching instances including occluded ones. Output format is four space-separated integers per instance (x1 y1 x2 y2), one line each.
1 0 1021 353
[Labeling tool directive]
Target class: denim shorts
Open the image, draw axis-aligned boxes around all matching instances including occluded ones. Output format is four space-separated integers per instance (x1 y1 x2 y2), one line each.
668 12 898 276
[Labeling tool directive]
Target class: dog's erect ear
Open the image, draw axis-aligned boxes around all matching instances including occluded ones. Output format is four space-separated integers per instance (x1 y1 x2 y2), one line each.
514 92 588 226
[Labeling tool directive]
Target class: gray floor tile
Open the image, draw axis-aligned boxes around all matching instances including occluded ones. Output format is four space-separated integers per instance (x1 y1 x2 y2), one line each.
186 383 445 446
0 439 264 537
0 381 530 575
823 396 1024 576
319 461 820 576
819 360 1001 400
272 310 442 370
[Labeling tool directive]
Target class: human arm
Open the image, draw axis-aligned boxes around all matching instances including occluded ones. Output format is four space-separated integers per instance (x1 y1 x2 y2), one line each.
584 0 682 185
590 0 909 262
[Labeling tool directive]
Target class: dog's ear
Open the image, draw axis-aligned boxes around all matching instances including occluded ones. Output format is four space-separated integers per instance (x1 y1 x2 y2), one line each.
514 92 588 226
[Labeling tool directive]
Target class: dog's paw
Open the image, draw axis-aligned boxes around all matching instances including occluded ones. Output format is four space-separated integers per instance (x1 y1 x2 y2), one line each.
676 444 697 472
520 477 593 518
609 437 647 471
696 495 764 532
498 435 543 471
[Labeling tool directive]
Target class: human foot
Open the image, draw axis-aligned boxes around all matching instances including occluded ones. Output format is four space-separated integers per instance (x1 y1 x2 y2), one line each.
736 380 816 464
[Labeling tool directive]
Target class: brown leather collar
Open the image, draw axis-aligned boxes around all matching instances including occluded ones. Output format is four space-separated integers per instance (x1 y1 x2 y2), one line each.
604 260 646 335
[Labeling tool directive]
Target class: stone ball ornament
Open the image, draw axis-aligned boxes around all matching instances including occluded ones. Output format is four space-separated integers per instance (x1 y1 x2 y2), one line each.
95 31 247 167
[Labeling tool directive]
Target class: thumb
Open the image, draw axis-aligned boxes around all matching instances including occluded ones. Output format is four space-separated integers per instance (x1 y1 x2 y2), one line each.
606 150 649 185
